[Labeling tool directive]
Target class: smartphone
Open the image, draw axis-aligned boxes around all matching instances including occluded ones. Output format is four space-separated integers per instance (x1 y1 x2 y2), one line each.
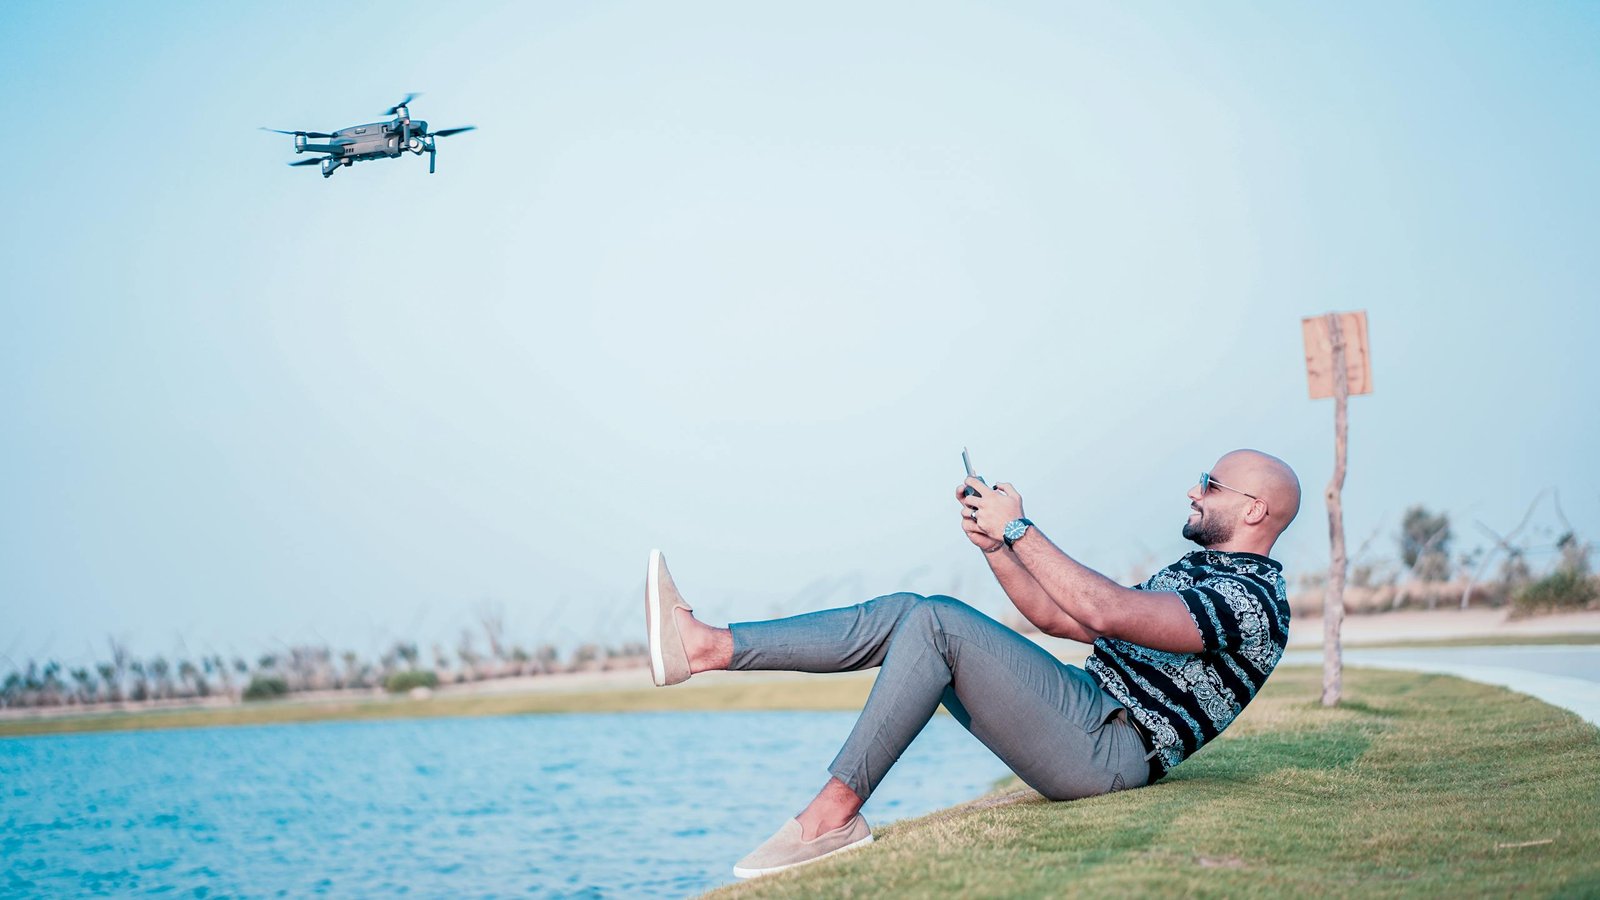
962 447 986 497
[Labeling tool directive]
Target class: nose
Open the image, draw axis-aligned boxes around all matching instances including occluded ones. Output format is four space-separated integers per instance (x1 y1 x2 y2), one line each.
1186 484 1202 503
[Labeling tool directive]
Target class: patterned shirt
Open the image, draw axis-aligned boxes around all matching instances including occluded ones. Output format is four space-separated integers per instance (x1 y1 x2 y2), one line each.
1084 550 1290 780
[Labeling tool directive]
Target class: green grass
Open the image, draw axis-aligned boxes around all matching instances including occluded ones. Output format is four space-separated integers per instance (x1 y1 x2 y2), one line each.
704 666 1600 899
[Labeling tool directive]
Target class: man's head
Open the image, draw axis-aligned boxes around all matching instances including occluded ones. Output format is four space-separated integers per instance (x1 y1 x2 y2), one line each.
1182 449 1301 554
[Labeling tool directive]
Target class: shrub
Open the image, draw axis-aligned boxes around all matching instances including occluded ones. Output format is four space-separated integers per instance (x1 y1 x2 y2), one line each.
384 670 439 694
242 676 290 701
1512 569 1600 616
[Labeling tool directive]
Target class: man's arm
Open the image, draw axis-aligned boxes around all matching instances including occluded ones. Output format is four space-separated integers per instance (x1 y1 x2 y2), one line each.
965 478 1203 654
982 543 1103 644
1009 527 1203 653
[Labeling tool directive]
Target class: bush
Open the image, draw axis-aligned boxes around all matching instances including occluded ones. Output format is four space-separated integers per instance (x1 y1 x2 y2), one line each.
384 670 439 694
242 676 290 701
1512 569 1600 616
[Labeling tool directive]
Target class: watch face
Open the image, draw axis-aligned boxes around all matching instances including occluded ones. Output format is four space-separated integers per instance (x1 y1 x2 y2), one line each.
1004 518 1029 541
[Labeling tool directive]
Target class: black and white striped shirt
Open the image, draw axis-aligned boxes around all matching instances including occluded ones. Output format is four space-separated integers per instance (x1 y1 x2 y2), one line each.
1085 550 1290 780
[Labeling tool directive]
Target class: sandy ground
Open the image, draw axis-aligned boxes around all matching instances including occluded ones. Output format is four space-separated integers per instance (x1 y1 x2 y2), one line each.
1282 608 1600 647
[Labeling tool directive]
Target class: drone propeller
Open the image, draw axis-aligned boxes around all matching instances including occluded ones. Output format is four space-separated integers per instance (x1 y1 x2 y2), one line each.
428 126 476 138
261 127 335 138
385 93 421 116
287 158 323 167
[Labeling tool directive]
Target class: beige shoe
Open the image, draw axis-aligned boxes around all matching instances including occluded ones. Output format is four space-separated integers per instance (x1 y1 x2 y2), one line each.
646 549 694 687
732 815 874 879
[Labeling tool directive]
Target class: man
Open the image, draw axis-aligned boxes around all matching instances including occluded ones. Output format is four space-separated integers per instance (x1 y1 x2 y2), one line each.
645 449 1301 879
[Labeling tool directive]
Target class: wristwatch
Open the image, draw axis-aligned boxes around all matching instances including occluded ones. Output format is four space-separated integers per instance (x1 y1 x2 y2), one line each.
1002 517 1033 548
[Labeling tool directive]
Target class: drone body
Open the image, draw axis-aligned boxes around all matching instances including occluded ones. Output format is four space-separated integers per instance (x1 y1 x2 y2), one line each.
264 94 475 178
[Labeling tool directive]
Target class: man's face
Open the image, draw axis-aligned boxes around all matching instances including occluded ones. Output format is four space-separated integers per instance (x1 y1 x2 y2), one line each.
1182 468 1241 548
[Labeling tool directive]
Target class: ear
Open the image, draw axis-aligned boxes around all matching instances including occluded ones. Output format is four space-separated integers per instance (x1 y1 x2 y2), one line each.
1244 498 1269 526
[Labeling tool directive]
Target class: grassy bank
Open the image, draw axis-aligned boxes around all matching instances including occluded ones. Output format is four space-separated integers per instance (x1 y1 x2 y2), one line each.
705 666 1600 898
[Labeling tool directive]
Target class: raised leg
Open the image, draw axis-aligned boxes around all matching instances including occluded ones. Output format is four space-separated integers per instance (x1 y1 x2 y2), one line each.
821 595 1148 805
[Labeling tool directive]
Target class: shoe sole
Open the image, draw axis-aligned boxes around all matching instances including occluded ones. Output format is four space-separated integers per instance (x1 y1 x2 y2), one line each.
646 548 666 687
731 833 874 879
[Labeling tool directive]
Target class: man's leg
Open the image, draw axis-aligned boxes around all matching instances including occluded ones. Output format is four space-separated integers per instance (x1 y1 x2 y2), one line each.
676 590 928 676
819 594 1149 810
673 592 927 841
681 592 1148 837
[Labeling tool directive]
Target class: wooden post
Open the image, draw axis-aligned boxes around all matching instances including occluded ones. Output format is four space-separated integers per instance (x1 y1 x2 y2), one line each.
1302 310 1370 709
1322 314 1349 707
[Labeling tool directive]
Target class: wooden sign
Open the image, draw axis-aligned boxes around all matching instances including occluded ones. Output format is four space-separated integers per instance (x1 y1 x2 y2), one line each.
1302 311 1372 399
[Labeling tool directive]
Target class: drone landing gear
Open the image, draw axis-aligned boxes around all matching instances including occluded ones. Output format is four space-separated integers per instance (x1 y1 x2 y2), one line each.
320 157 353 178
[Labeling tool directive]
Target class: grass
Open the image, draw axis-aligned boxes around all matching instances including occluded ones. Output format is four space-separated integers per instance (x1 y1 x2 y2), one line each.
704 666 1600 899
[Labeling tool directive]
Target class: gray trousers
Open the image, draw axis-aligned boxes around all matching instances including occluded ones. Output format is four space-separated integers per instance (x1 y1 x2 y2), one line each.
730 592 1150 802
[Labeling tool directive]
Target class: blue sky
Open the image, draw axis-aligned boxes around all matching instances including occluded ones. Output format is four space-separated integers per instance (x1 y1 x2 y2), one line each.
3 1 1597 667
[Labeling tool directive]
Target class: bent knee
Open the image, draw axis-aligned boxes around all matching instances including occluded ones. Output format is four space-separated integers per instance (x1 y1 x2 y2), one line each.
920 594 974 615
863 591 925 616
897 594 976 636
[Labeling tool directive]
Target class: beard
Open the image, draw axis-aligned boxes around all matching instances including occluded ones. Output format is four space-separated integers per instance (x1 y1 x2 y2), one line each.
1182 511 1234 548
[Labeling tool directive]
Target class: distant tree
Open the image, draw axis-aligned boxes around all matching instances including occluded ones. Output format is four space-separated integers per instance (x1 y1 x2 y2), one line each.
571 644 601 672
1557 532 1592 578
41 661 66 705
178 659 208 697
1499 549 1532 594
535 644 560 675
341 650 363 689
70 667 95 704
149 657 172 700
456 631 482 681
395 642 420 671
479 605 507 665
108 638 130 697
129 660 149 701
1400 506 1452 582
96 662 119 702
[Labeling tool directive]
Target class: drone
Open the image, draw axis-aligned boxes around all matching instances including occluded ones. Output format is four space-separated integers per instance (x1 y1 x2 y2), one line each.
263 94 475 178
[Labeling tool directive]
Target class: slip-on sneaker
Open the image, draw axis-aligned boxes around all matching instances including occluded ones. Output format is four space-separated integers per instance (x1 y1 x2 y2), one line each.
732 814 874 879
645 549 694 687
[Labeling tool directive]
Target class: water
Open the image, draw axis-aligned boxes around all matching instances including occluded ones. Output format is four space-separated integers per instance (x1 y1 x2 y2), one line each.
1 712 1007 897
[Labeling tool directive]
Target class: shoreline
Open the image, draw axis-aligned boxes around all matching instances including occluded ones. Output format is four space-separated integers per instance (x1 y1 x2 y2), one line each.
5 607 1597 736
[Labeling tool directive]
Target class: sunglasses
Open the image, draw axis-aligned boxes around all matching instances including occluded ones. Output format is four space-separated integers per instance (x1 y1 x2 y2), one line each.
1199 472 1268 514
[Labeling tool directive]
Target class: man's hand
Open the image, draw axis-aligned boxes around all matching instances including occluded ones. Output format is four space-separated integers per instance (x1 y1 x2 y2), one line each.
957 477 1025 544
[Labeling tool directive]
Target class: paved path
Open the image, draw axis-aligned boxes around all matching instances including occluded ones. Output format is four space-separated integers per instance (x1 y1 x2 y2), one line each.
1281 645 1600 727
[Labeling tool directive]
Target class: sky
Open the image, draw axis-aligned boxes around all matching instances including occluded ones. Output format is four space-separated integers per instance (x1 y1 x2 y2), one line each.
3 1 1598 670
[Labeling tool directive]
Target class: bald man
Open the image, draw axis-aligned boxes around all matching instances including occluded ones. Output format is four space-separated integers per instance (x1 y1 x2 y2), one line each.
646 450 1301 878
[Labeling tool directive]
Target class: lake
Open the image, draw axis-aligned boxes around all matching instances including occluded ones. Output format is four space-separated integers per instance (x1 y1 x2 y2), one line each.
1 711 1008 897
